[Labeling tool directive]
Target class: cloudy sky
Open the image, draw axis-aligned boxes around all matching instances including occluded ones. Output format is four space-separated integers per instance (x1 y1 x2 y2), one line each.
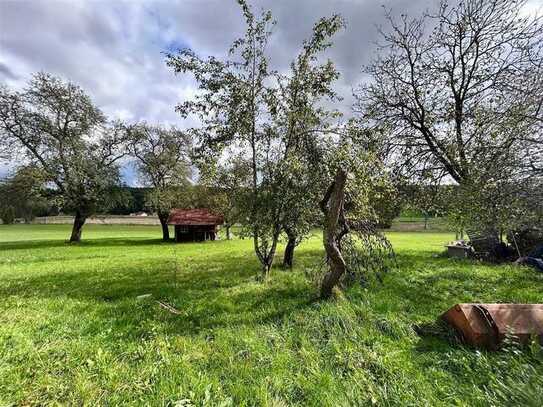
1 0 542 182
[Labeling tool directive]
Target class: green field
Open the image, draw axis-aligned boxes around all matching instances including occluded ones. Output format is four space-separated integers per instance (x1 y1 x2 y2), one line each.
1 225 542 406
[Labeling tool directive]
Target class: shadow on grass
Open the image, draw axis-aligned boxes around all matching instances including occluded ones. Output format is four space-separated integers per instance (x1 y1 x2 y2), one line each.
0 237 172 251
3 237 540 345
1 239 317 338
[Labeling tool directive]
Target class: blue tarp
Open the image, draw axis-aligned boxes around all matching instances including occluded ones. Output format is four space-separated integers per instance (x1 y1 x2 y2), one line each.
522 244 543 272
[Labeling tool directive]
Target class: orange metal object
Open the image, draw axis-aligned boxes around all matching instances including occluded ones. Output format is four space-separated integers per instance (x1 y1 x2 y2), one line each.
441 303 543 349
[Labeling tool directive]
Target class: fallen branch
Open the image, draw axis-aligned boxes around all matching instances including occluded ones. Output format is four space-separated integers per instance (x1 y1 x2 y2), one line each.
156 300 183 315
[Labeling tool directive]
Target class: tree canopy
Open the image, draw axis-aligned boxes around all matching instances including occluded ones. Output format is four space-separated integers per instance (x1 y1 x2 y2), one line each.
0 72 128 241
127 123 192 241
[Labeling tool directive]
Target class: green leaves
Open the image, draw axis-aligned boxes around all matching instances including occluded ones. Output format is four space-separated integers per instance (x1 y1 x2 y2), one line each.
166 1 345 276
0 73 127 229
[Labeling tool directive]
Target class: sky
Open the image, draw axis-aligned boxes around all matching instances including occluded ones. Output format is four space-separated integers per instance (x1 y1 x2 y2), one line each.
1 0 542 184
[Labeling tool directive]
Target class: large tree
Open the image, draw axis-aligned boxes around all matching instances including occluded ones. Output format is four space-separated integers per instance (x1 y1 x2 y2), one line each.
127 123 192 241
167 0 344 278
168 0 277 278
357 0 543 186
0 73 127 242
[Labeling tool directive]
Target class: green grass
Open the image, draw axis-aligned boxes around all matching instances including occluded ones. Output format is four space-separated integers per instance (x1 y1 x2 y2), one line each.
1 225 542 406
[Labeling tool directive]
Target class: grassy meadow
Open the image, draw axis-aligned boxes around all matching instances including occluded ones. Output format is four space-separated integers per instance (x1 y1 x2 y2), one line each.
1 224 542 406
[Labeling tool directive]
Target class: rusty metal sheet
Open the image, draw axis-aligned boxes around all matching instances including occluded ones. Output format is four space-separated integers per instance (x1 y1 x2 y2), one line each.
441 303 543 349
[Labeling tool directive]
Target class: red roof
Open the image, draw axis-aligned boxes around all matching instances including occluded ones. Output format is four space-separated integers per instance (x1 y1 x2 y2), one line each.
167 208 224 225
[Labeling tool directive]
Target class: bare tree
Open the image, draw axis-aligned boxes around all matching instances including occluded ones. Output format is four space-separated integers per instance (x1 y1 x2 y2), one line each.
357 0 543 185
0 73 127 242
127 123 192 241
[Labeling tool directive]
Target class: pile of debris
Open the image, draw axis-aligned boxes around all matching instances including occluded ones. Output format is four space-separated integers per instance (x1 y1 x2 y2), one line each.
509 228 543 272
446 228 543 271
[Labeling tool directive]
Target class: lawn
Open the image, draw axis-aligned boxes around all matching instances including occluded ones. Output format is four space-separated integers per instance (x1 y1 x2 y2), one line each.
1 225 542 406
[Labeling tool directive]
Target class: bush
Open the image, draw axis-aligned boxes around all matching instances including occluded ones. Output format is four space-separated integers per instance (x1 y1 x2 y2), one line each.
1 206 16 224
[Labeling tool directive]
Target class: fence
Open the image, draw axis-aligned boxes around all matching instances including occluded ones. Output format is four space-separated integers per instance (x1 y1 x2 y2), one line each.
33 215 161 225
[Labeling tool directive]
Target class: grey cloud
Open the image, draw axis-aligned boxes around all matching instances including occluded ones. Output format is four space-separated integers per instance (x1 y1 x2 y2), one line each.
0 62 18 80
3 0 542 118
0 0 440 124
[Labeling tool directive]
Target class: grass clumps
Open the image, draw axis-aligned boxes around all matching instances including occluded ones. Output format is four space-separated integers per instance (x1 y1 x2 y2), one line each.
0 225 542 405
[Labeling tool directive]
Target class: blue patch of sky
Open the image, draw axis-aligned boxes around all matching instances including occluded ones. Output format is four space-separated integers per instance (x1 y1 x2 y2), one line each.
144 5 190 54
120 160 139 187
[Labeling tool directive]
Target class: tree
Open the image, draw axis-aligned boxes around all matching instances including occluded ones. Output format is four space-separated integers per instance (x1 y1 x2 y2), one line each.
269 15 345 268
127 123 192 241
197 155 251 240
167 0 277 277
357 0 543 186
371 184 404 229
166 0 344 278
0 165 49 222
319 138 396 299
0 73 127 242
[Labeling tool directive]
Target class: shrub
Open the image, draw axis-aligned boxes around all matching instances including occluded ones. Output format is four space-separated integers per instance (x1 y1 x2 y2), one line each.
1 205 15 224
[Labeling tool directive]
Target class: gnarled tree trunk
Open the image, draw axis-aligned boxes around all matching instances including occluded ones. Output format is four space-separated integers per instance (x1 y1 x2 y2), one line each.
158 211 170 241
282 227 297 268
69 210 87 243
320 168 348 299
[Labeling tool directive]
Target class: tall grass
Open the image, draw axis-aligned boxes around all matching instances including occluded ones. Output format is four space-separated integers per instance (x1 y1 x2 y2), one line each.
0 225 541 405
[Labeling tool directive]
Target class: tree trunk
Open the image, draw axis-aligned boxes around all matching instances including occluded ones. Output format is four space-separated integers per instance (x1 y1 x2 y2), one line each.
158 212 170 241
424 212 429 230
282 230 297 268
254 227 280 281
262 235 279 280
320 169 348 299
262 261 272 280
226 224 232 240
69 211 87 243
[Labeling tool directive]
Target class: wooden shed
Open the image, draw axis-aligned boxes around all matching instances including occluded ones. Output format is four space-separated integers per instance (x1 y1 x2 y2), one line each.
167 208 224 242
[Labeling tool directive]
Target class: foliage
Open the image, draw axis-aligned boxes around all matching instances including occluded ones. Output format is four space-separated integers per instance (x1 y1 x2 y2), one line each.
166 0 345 277
0 165 50 222
196 155 252 239
371 184 403 229
0 72 127 241
400 181 450 230
127 123 192 240
446 175 543 238
318 139 397 297
0 205 15 224
107 187 152 215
